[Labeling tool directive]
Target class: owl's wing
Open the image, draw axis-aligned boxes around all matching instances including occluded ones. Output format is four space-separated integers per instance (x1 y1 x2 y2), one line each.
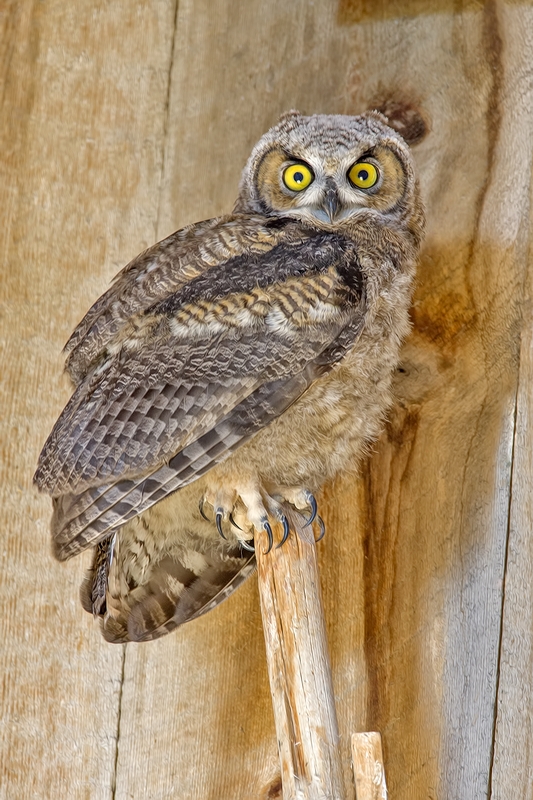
64 214 310 384
35 221 366 561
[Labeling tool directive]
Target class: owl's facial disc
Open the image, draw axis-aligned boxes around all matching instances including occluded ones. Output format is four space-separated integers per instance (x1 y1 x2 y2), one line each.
255 145 407 226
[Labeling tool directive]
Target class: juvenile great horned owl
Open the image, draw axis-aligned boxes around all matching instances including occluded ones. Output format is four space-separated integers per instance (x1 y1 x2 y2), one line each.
34 111 424 643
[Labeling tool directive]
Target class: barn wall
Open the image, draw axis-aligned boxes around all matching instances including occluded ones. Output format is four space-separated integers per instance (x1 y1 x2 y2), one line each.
1 2 532 798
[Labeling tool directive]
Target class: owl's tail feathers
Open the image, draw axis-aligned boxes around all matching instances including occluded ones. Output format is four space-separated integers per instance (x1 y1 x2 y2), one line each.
83 542 256 643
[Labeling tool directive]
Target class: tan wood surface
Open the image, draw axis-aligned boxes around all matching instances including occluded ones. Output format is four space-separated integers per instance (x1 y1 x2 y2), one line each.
255 509 345 800
490 9 533 794
0 2 177 797
1 2 532 799
351 733 387 800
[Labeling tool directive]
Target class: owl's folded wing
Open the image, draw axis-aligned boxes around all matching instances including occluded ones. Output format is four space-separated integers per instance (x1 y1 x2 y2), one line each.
34 229 365 560
64 214 313 384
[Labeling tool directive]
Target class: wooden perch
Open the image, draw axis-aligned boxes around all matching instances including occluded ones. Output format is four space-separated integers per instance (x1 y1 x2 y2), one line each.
255 505 346 800
351 733 388 800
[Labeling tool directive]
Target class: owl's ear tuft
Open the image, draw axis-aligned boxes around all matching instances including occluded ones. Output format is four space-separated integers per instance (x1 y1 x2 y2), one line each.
364 110 391 127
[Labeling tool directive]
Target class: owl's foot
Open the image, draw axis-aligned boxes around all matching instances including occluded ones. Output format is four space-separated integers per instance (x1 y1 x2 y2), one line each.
199 484 323 553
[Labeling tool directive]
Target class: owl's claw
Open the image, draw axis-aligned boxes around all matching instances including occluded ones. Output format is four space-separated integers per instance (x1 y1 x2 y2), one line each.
215 509 227 540
263 520 274 554
200 484 322 552
198 498 210 522
303 491 318 527
229 511 242 531
276 514 290 549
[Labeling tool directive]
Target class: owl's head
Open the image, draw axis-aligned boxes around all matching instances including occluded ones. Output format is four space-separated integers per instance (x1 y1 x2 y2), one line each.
235 111 423 240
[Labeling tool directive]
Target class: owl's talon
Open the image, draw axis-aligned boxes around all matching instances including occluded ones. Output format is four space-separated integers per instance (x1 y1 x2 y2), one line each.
314 515 326 542
239 539 255 553
303 492 318 527
276 514 290 548
215 510 227 540
204 484 321 551
229 511 242 531
263 520 274 554
199 498 210 522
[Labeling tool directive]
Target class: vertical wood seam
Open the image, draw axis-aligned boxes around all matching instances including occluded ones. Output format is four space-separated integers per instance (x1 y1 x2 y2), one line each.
111 644 127 800
481 5 523 795
487 348 520 800
156 0 181 239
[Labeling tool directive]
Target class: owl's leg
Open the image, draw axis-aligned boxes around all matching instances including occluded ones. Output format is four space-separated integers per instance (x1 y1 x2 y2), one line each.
199 483 323 551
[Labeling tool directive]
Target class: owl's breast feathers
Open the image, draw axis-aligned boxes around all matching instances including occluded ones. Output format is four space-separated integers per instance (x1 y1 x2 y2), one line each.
34 213 406 562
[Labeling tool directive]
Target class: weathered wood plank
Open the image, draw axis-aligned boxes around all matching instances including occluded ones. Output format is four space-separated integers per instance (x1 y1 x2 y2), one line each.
255 509 345 800
490 8 533 797
351 733 387 800
491 303 533 800
0 2 176 797
356 2 531 790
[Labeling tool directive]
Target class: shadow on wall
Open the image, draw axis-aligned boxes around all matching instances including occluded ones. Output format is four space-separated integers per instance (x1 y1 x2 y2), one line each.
338 0 477 25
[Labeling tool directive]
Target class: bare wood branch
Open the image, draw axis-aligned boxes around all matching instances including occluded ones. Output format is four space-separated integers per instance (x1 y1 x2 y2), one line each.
255 505 346 800
351 733 387 800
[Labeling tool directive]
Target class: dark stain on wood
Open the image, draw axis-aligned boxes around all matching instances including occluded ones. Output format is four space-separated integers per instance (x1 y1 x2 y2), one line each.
462 2 503 295
362 402 421 727
337 0 484 25
372 96 429 146
260 775 283 799
482 0 504 160
411 283 478 347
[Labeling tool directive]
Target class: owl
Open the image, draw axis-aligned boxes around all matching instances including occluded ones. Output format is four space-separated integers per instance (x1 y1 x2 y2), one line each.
34 111 424 643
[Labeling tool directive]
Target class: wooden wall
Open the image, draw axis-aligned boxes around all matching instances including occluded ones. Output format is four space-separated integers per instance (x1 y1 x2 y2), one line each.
1 1 532 797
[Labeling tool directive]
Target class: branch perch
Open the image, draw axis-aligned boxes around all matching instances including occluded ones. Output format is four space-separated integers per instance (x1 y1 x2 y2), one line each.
351 732 388 800
255 504 346 800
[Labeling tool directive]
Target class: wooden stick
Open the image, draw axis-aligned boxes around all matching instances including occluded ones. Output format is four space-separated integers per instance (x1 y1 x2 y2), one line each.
351 733 388 800
255 505 346 800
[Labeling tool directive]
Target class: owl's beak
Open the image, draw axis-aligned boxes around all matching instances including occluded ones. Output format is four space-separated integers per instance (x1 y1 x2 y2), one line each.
322 180 340 222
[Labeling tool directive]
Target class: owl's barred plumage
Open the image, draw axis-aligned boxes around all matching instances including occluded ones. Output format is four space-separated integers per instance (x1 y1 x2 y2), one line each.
35 111 424 642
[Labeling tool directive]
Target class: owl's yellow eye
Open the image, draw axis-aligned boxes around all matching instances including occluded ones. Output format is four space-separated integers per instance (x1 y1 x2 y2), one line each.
348 161 379 190
282 163 314 192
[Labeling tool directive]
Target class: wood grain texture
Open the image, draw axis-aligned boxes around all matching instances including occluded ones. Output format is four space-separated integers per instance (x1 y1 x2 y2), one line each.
255 509 345 800
351 733 387 800
490 9 533 797
0 1 176 797
2 1 532 798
